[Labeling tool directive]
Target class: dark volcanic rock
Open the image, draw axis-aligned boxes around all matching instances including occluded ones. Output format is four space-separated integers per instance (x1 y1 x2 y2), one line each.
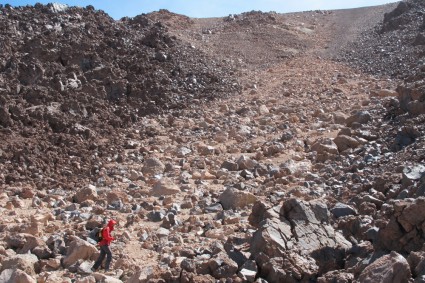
0 4 240 188
338 0 425 78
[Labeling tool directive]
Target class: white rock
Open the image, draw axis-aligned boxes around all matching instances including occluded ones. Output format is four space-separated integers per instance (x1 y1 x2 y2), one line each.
49 3 69 13
258 105 269 114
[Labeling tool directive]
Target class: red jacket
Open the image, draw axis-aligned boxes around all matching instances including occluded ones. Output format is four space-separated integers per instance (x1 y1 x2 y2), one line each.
99 220 116 246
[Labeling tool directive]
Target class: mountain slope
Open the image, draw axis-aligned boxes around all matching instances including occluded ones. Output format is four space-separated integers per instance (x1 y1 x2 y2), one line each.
0 2 425 283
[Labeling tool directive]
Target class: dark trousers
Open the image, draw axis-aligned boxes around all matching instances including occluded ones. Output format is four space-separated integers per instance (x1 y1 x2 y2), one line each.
92 245 112 271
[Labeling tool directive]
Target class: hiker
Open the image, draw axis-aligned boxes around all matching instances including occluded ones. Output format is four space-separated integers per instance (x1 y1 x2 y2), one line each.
92 219 116 272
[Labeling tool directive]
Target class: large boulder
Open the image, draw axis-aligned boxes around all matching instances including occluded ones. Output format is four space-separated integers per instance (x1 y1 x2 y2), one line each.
331 203 357 218
391 126 421 152
0 253 38 276
248 201 279 228
332 111 348 125
358 251 411 283
220 160 239 172
74 185 98 203
142 158 165 176
175 146 192 158
62 237 97 267
151 178 181 196
381 1 412 32
280 199 351 253
408 250 425 278
397 85 425 116
377 89 398 97
127 266 160 283
0 106 13 127
0 269 36 283
346 111 371 127
257 252 318 282
250 198 351 276
209 252 239 279
238 260 258 282
250 218 293 258
333 135 360 152
219 187 257 210
197 144 217 156
18 234 48 254
376 198 425 253
310 138 339 162
236 155 258 170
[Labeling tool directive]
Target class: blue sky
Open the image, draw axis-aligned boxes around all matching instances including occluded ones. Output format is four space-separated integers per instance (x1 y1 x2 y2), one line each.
4 0 399 19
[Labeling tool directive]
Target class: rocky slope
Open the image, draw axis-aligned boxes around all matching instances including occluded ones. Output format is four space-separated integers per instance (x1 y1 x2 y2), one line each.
0 3 240 190
338 0 425 78
0 1 425 283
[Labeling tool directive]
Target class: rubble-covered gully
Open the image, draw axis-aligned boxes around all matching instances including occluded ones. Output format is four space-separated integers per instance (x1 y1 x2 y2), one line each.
0 1 425 282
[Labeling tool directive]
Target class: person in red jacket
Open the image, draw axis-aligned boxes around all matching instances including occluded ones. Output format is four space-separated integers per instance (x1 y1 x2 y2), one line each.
92 219 116 272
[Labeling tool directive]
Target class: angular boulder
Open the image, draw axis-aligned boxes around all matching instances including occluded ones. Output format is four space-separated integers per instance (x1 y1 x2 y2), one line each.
376 198 425 253
248 201 279 228
0 254 38 276
62 237 97 267
358 251 411 283
151 178 181 196
219 187 257 210
208 252 239 279
311 138 339 162
74 185 98 203
257 253 318 282
331 203 357 218
142 157 165 176
280 199 351 253
251 199 350 258
0 269 37 283
237 155 258 170
250 218 293 258
333 135 360 152
346 111 371 127
220 160 239 172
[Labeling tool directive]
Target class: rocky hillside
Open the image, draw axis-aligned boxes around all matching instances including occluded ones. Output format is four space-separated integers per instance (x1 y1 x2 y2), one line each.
0 3 240 188
339 0 425 78
0 1 425 283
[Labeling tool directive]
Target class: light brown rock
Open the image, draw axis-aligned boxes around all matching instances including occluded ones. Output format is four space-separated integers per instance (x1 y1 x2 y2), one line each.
377 89 398 97
142 157 165 176
74 185 98 203
10 269 36 283
62 237 97 267
151 178 181 196
358 251 411 283
333 135 360 152
0 254 38 276
219 187 257 210
311 138 339 155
